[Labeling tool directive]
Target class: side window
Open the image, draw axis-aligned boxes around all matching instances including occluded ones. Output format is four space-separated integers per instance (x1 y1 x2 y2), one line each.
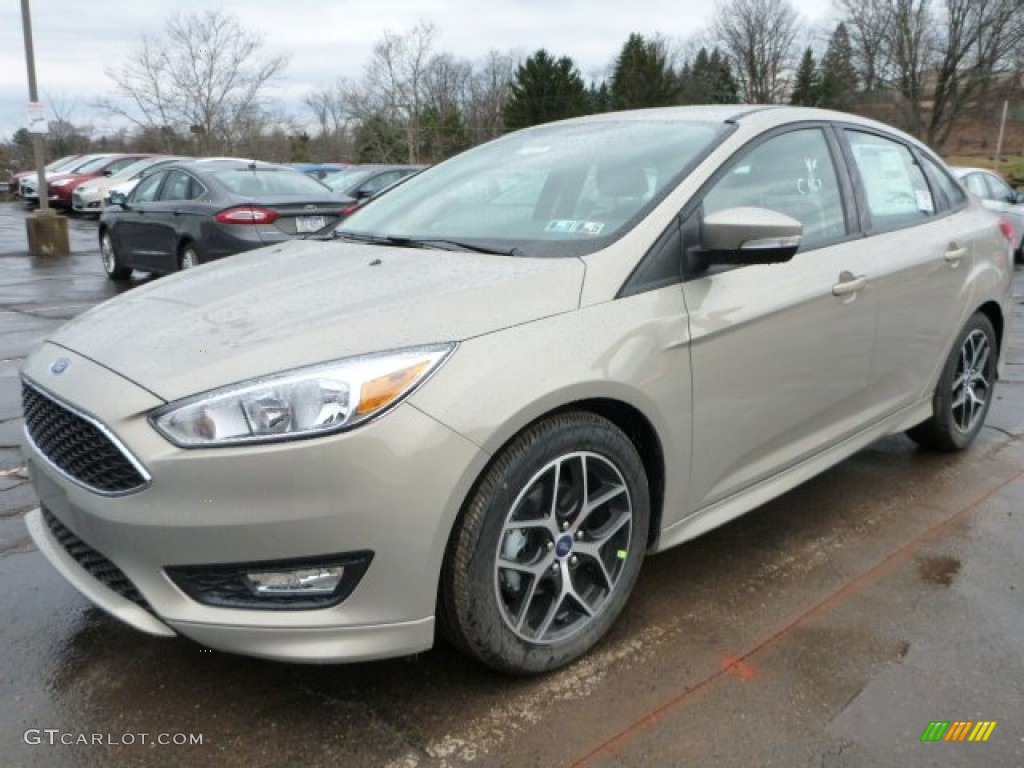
105 157 142 175
845 130 934 230
984 173 1014 204
130 172 165 203
160 171 194 202
919 155 966 210
703 128 847 251
361 171 403 195
964 173 989 199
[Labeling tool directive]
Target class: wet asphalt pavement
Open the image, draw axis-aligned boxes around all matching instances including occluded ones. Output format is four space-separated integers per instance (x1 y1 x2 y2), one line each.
1 201 1023 767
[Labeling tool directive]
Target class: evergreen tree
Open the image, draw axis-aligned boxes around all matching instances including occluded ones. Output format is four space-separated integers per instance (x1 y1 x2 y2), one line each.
790 48 820 106
680 47 739 105
819 23 858 111
587 81 611 114
610 33 677 110
503 50 590 130
708 48 739 104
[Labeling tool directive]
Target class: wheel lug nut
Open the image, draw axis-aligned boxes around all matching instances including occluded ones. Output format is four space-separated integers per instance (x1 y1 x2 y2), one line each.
575 530 584 540
569 555 578 567
551 563 560 573
561 521 569 531
546 541 554 551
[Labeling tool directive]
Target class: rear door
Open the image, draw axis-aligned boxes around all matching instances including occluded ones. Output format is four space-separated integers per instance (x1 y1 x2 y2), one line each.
683 125 879 510
839 129 977 414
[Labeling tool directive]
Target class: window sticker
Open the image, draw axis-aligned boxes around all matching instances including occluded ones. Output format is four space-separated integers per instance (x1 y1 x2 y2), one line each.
545 220 606 235
546 219 581 233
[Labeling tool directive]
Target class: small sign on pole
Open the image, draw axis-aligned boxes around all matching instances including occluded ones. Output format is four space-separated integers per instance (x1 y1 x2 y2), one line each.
26 100 48 134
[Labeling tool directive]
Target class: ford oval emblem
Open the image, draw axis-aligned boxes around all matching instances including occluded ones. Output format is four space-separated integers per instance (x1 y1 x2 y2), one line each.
50 358 70 375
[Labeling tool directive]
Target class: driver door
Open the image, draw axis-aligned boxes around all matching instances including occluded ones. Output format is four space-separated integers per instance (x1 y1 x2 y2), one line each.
682 126 878 511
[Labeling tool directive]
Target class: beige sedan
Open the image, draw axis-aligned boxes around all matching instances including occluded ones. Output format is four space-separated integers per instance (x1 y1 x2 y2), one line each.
21 106 1014 674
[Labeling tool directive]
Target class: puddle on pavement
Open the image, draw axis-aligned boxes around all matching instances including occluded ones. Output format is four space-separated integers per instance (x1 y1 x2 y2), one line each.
916 554 961 586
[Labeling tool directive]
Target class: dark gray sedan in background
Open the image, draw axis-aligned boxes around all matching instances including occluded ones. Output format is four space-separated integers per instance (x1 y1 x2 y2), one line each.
99 159 343 279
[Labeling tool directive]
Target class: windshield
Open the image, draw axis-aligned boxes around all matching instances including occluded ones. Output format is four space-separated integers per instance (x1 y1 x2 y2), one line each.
338 119 726 257
213 169 333 196
72 155 118 174
109 157 169 181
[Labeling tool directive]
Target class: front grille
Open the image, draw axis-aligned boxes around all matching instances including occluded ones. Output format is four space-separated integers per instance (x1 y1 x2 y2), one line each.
42 506 151 611
22 381 148 495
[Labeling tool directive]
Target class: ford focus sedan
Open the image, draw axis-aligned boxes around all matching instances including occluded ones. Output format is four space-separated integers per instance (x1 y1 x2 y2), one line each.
21 106 1013 675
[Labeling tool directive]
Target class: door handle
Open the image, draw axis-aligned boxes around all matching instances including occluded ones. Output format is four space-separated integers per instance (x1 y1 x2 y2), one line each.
944 246 968 264
832 273 867 297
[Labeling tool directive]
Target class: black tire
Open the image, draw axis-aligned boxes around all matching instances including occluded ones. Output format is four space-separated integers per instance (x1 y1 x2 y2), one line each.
907 312 997 451
179 241 201 271
99 229 131 281
439 412 650 675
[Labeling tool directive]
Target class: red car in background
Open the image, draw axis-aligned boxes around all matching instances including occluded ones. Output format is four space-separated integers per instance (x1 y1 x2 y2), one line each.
25 154 154 209
7 154 81 197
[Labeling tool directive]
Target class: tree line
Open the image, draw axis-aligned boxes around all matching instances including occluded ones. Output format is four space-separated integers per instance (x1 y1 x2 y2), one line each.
2 1 1022 173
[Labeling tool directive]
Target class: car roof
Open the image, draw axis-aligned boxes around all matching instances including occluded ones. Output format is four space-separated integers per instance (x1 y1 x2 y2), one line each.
552 105 937 156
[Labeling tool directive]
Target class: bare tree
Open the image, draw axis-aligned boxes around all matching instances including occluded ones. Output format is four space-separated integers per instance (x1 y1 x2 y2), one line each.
304 83 355 160
99 9 288 154
344 20 439 163
836 0 893 92
465 51 516 142
713 0 802 103
838 0 1024 148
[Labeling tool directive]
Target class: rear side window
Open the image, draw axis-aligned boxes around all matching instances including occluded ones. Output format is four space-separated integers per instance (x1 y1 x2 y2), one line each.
963 173 988 199
160 171 199 202
918 156 966 210
984 172 1015 203
845 130 934 230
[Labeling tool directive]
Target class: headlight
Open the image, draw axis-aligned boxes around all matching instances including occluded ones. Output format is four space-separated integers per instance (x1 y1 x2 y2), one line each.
150 344 454 447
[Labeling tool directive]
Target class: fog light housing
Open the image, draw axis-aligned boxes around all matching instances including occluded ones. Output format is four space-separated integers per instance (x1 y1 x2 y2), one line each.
166 551 373 610
245 565 345 595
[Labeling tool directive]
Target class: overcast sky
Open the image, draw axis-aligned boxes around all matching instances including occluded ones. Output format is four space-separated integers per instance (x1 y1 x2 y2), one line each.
0 0 837 139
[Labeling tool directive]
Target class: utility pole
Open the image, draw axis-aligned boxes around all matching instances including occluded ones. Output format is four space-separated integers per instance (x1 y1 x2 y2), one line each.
20 0 69 255
994 100 1008 168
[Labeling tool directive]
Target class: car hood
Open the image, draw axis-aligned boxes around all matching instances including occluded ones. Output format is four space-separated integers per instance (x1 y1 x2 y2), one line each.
49 240 585 402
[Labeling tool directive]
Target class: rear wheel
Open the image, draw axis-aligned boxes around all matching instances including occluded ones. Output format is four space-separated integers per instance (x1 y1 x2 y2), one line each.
439 412 650 674
179 241 201 271
100 229 131 281
907 312 997 451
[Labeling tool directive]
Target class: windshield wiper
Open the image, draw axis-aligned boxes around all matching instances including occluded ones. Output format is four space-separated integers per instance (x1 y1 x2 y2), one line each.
334 231 520 256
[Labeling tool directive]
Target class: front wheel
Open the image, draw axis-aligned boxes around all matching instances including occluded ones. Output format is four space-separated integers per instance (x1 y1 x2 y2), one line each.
100 230 131 281
907 312 997 451
439 412 650 674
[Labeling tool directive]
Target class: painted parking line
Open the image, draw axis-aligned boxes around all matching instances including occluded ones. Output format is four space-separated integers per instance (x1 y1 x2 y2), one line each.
570 465 1024 767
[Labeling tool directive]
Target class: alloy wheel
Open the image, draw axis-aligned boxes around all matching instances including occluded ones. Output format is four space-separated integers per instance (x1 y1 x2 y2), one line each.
494 451 633 645
951 328 992 434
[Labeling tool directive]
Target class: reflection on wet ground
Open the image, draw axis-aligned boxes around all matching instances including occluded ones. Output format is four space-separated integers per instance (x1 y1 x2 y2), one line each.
1 201 1022 766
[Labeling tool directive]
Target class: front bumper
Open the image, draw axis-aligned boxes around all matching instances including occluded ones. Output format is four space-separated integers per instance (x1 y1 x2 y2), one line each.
21 344 487 662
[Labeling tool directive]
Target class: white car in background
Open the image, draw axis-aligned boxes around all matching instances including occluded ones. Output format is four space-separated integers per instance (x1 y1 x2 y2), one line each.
72 156 184 215
952 166 1024 262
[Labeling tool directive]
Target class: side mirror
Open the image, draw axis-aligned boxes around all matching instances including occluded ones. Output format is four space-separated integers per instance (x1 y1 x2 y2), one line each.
1015 189 1024 205
354 188 374 200
103 169 114 177
108 191 128 208
699 207 803 265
